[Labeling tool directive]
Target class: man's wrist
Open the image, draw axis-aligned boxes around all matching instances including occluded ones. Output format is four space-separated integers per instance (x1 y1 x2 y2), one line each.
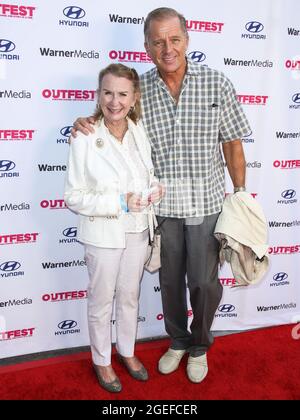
234 186 246 193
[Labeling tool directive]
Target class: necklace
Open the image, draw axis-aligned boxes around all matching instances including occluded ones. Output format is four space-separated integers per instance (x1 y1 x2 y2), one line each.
105 120 128 143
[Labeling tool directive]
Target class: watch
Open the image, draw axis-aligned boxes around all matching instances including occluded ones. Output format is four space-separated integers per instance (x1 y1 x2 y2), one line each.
234 186 246 193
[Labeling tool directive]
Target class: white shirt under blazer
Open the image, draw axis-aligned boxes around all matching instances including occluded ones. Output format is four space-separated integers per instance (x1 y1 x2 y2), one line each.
64 118 156 248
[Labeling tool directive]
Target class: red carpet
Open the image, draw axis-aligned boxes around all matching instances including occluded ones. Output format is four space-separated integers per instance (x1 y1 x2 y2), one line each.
0 324 299 400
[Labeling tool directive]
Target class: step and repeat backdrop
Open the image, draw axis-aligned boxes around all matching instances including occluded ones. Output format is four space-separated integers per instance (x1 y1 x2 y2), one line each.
1 0 300 358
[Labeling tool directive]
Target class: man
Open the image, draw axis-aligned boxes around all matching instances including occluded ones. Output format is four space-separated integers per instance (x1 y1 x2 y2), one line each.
72 7 250 384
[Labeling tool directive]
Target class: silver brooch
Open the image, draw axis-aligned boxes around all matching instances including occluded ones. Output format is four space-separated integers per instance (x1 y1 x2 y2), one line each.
96 138 104 148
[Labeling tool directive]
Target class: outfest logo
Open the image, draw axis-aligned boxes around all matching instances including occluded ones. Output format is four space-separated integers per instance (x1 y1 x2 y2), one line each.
0 232 39 245
0 129 34 141
269 245 300 255
40 199 67 210
273 160 300 169
237 94 268 105
285 59 300 70
42 290 87 302
0 327 35 341
219 278 238 286
0 4 36 19
157 310 193 320
109 50 152 63
42 89 96 101
186 20 224 33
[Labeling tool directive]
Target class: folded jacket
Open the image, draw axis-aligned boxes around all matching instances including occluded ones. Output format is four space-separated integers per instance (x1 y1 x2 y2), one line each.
214 192 269 286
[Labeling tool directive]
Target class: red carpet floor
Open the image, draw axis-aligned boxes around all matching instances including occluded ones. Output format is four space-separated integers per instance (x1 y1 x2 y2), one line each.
0 324 299 400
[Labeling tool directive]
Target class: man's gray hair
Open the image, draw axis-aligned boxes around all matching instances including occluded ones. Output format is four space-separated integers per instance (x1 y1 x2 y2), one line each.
144 7 188 41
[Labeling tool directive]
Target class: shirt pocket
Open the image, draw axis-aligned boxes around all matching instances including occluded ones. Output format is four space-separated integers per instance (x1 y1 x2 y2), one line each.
197 106 220 134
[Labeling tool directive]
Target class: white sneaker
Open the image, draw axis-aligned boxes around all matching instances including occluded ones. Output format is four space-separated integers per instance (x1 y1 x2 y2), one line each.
158 348 186 374
186 353 208 383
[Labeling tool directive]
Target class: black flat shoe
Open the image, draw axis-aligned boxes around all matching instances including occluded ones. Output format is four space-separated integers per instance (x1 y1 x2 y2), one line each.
93 364 122 393
118 355 149 381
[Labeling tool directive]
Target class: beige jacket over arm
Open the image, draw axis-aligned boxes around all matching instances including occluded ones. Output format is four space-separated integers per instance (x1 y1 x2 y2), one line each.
214 192 269 286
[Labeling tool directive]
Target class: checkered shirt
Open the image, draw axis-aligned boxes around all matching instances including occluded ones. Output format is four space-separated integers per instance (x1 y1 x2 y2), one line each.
140 59 251 218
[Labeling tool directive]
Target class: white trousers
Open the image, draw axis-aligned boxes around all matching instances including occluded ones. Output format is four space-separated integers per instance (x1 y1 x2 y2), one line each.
84 230 148 366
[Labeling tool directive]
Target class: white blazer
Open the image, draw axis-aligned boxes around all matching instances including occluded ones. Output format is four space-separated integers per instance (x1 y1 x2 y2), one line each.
64 118 156 248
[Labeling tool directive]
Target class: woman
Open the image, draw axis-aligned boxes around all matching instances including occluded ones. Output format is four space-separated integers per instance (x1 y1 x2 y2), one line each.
64 64 164 393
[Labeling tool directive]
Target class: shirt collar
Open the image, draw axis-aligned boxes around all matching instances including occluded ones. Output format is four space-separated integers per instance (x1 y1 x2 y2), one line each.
185 58 203 76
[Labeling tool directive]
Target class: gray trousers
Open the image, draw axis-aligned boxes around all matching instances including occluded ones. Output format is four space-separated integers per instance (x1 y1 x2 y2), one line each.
157 214 223 357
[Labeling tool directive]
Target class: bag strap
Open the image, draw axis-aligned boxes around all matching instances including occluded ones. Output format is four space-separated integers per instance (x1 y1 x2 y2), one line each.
149 212 156 242
149 213 166 242
156 217 166 231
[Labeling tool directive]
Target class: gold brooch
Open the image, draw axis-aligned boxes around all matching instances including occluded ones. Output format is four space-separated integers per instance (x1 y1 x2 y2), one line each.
96 138 104 148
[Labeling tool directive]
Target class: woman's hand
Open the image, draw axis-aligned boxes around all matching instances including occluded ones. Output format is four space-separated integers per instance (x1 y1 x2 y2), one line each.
127 193 148 212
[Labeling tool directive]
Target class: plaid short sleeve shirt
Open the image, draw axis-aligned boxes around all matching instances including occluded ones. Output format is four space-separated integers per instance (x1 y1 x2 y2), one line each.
140 59 251 218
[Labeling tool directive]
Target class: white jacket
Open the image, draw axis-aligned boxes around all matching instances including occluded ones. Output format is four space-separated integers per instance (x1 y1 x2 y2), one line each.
64 119 156 248
214 192 269 286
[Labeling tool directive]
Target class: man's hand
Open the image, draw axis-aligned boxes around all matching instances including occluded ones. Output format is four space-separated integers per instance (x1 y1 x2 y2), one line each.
71 116 96 138
148 182 166 204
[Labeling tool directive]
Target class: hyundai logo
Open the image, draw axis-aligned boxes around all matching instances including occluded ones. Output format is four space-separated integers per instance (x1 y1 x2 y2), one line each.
63 6 86 19
273 272 288 282
58 320 77 330
63 227 77 238
243 130 253 137
218 304 235 313
0 160 16 172
0 39 16 53
60 126 73 137
292 93 300 104
281 189 296 199
188 51 206 63
245 21 264 33
0 261 21 272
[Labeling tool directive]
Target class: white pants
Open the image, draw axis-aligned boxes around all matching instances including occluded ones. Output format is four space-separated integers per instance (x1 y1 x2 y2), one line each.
84 230 148 366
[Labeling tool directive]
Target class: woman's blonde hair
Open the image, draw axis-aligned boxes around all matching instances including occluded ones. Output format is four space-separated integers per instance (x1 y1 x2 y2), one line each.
93 63 141 124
